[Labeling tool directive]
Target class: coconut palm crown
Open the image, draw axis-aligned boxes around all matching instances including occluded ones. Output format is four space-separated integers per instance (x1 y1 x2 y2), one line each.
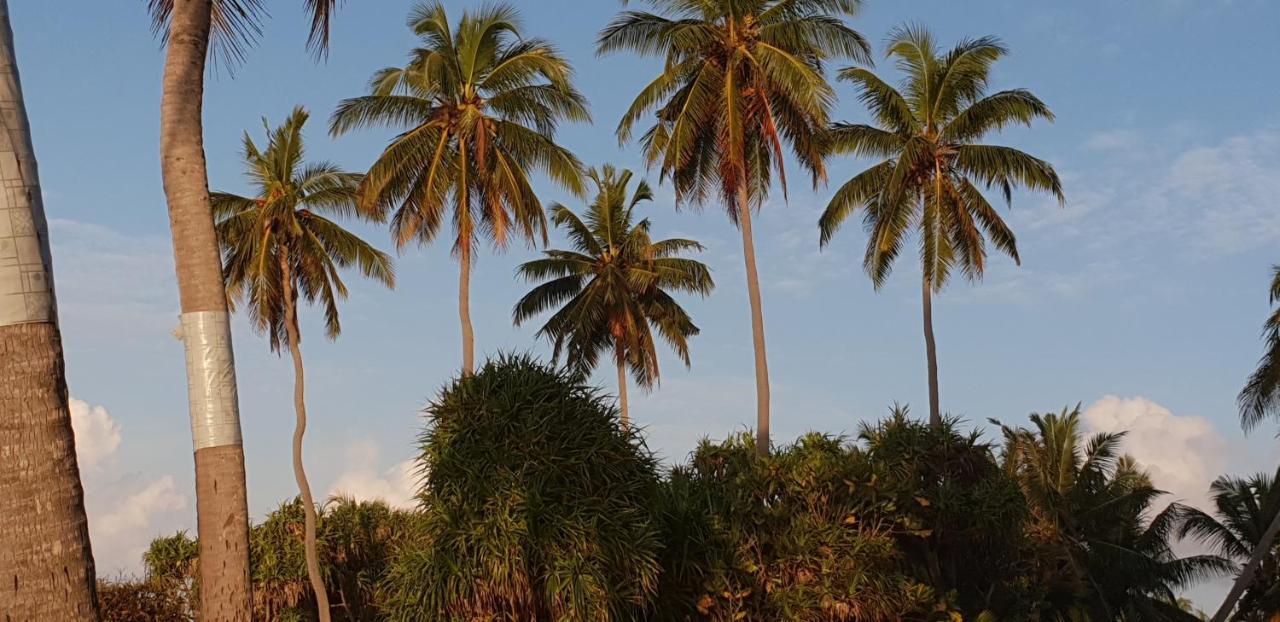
214 106 394 350
514 165 713 426
819 26 1063 425
330 0 588 374
599 0 871 454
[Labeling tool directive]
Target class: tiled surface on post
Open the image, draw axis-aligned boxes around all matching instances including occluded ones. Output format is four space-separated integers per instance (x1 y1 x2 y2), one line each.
0 22 52 327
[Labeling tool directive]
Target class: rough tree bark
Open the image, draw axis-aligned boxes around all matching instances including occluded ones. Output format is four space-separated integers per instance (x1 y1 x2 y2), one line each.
159 0 252 619
0 1 100 616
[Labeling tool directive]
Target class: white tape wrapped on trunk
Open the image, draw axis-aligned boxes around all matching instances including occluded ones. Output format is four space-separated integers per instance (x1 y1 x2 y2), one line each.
0 1 56 328
181 310 244 450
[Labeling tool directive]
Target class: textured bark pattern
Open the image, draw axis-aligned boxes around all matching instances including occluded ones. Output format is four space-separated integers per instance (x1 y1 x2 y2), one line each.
736 187 771 457
193 445 251 620
0 3 100 616
160 0 253 618
0 323 99 620
0 0 53 327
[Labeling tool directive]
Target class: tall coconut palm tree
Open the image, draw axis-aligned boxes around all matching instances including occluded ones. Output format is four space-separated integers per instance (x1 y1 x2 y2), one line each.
1224 272 1280 622
513 165 713 427
997 408 1229 620
1177 469 1280 621
147 1 342 618
0 1 99 617
213 106 394 622
330 1 588 376
598 0 871 455
819 27 1063 428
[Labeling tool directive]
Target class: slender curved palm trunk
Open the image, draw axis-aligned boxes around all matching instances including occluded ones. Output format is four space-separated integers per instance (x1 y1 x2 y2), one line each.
736 186 771 457
1212 486 1280 622
459 236 474 375
280 258 332 622
0 4 99 616
922 275 941 428
160 1 251 618
615 340 629 428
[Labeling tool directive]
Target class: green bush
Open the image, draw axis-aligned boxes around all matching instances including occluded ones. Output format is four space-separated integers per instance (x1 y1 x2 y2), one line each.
654 432 932 621
381 354 663 621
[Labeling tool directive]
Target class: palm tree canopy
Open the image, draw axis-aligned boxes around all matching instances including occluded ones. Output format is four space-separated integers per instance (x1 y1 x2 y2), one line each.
330 1 589 253
996 407 1232 620
214 106 394 352
147 0 341 67
1238 266 1280 432
1178 469 1279 564
819 26 1064 291
599 0 872 215
513 165 713 388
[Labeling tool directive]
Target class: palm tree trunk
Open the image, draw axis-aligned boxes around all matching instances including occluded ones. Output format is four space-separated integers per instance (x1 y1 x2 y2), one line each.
616 340 629 428
0 3 99 616
280 257 332 622
1212 485 1280 622
159 0 251 619
922 273 941 428
735 186 771 457
459 233 475 376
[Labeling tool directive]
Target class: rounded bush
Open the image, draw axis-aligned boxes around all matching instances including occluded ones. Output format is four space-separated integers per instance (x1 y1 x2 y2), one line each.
384 354 662 622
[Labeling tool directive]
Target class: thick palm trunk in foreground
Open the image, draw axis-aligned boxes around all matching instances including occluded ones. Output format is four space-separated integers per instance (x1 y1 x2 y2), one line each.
922 276 941 428
1212 487 1280 622
0 2 100 616
159 0 252 618
736 187 771 457
280 259 332 621
615 340 630 428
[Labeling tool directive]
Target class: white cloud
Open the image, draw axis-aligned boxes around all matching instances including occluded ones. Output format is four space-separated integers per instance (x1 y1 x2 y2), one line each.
69 398 122 471
69 397 190 576
327 440 419 509
1165 131 1280 254
1084 129 1142 152
95 476 186 536
1081 395 1228 511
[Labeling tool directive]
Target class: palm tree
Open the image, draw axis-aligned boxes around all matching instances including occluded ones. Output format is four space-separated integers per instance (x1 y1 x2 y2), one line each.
1225 267 1280 622
1181 469 1280 621
330 1 588 376
513 165 713 427
997 408 1228 620
0 1 99 617
212 106 394 622
598 0 871 455
819 27 1063 428
146 1 342 618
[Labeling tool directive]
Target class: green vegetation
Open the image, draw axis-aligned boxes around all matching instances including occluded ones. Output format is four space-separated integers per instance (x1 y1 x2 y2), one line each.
329 1 589 375
3 0 1275 620
101 356 1275 621
514 166 714 427
818 26 1063 427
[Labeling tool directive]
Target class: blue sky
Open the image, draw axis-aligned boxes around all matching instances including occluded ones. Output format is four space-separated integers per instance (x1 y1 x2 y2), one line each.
12 0 1280 604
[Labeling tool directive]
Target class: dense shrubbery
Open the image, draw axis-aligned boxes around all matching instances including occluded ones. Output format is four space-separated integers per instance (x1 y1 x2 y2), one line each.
382 354 664 621
101 356 1267 621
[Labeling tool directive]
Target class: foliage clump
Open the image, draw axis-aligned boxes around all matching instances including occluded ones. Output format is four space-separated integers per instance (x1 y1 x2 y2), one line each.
655 432 931 621
382 353 663 621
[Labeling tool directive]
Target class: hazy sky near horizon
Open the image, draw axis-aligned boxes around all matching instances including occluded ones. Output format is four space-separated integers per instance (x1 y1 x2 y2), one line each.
12 0 1280 605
